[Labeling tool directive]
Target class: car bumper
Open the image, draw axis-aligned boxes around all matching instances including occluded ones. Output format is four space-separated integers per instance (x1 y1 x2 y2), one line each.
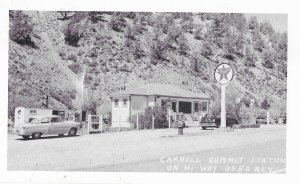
200 122 217 127
16 129 29 136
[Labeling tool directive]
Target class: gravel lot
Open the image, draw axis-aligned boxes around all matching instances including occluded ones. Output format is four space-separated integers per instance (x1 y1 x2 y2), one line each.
7 125 286 172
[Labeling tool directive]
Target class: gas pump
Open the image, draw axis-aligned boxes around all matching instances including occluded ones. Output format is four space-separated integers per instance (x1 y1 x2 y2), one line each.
87 114 103 134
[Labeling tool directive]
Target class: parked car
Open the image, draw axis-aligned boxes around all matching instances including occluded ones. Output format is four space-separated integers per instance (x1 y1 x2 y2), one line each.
200 114 239 130
16 115 81 139
256 115 267 124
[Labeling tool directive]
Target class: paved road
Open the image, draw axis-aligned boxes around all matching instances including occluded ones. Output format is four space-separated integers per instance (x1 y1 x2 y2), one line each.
7 125 286 173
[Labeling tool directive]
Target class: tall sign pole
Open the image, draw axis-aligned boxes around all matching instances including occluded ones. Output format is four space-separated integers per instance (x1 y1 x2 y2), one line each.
214 63 234 128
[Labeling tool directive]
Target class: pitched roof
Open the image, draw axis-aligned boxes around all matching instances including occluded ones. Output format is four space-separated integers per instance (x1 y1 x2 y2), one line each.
110 83 210 99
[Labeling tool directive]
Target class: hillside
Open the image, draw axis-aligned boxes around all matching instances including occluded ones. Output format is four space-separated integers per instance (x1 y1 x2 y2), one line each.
8 11 287 118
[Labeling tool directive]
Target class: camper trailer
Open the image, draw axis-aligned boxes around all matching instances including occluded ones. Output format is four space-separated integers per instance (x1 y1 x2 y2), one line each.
14 106 66 131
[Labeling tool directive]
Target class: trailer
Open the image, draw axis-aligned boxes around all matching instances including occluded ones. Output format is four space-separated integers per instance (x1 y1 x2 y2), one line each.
14 106 66 132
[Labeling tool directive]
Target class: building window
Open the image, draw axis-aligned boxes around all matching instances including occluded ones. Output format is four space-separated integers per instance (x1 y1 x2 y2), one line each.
114 99 119 106
30 110 37 114
179 101 192 114
161 100 167 112
194 102 199 113
122 98 128 106
202 102 208 111
52 110 59 115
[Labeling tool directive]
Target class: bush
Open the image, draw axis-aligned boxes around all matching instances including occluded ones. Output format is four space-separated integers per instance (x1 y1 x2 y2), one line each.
68 63 82 74
131 105 168 129
67 53 78 62
248 16 259 30
59 50 66 58
110 13 127 32
177 34 190 56
9 11 35 47
132 41 145 59
259 20 274 36
150 38 169 62
63 21 83 46
261 99 271 110
262 49 275 69
152 105 168 128
119 63 132 72
201 41 213 59
244 47 257 67
88 11 105 23
194 25 204 40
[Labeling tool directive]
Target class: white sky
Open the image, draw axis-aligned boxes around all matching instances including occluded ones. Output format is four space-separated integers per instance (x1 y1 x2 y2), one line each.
245 13 287 33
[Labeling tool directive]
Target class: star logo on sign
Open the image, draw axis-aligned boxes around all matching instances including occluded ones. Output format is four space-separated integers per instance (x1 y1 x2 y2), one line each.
217 65 231 81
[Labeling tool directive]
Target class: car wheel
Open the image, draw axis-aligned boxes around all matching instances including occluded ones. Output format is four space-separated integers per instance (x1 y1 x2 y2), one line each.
202 127 207 130
68 128 77 136
32 132 42 139
22 135 30 139
58 134 64 137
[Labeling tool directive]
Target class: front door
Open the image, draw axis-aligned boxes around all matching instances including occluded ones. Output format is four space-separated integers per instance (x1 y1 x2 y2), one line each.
171 101 177 113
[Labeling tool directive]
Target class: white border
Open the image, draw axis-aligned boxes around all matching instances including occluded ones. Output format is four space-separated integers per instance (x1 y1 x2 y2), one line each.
1 0 300 184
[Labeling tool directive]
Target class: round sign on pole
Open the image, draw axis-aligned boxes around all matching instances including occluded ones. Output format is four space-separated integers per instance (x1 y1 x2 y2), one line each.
236 98 241 104
214 63 234 85
214 63 234 128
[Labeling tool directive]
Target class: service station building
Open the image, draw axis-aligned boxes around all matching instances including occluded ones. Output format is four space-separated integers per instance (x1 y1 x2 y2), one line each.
110 84 211 128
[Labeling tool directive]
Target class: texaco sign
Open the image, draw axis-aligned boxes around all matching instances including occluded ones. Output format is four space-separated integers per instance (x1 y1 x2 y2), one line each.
214 63 234 85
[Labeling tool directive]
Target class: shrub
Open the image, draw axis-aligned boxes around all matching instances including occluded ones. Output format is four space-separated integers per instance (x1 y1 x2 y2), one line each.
150 38 169 62
194 25 204 40
63 21 83 46
130 105 168 129
201 41 213 59
58 11 72 20
110 13 127 32
259 20 274 36
152 105 168 128
88 47 98 58
244 47 257 67
261 99 271 110
177 34 190 56
68 63 82 74
122 12 136 19
262 49 275 69
67 53 77 62
88 11 105 23
248 16 259 30
119 63 131 72
9 11 35 47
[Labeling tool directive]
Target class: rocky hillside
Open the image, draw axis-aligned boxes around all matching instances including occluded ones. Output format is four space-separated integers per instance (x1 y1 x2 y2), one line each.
8 11 287 118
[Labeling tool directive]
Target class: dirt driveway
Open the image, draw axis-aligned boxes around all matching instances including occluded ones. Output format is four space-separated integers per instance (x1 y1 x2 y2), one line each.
7 125 286 172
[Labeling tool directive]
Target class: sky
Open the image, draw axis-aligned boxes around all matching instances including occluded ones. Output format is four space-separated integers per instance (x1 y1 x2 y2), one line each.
245 13 288 33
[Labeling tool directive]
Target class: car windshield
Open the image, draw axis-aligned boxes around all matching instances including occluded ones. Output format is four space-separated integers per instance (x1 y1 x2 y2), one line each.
28 118 39 124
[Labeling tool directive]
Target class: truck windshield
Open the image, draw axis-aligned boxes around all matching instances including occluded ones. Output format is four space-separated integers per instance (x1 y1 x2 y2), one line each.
28 118 39 124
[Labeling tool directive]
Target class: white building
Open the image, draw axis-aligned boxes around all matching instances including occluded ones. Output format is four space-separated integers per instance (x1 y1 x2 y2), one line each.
110 84 211 128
